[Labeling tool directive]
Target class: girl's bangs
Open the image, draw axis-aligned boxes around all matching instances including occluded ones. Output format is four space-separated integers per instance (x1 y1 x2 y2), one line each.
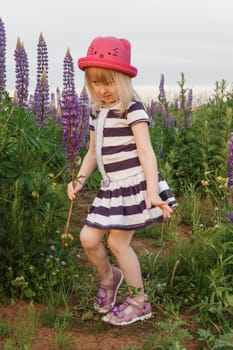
86 67 115 84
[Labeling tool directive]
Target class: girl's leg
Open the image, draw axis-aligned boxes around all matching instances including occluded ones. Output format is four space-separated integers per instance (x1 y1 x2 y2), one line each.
80 225 124 313
79 225 113 283
107 229 145 299
102 229 152 325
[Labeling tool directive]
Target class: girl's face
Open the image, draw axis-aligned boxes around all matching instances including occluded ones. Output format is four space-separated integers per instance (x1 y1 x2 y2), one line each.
90 79 119 107
86 68 119 107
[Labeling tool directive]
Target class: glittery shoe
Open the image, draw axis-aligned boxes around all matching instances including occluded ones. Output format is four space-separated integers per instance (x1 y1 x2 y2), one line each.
94 266 123 314
102 297 152 325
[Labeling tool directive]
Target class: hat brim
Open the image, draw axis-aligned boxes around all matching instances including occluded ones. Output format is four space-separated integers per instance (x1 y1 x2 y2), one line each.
78 57 137 77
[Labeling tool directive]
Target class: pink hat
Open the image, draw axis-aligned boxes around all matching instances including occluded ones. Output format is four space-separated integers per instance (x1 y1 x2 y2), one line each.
78 36 137 77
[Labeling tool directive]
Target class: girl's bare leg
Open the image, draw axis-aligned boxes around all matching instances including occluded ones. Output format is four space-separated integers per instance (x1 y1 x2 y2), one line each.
80 225 113 283
107 229 145 299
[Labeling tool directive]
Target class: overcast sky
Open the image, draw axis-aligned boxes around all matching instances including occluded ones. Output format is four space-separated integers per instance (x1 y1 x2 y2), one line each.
2 0 233 95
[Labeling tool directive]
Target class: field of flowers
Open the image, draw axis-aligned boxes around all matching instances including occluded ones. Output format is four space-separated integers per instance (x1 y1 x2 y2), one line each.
0 17 233 349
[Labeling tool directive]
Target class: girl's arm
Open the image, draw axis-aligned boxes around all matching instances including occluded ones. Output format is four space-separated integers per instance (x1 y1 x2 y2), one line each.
131 122 172 218
67 130 97 200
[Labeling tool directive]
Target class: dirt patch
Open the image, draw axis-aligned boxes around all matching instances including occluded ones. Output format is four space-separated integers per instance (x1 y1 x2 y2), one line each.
0 301 199 350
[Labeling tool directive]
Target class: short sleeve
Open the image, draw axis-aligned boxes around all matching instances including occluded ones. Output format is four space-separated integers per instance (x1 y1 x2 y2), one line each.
126 101 149 126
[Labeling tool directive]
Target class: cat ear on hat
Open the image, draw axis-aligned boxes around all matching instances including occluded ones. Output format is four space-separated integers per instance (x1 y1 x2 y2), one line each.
119 38 131 48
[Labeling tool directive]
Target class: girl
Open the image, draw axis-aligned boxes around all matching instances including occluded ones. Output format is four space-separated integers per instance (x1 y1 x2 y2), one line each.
67 36 177 326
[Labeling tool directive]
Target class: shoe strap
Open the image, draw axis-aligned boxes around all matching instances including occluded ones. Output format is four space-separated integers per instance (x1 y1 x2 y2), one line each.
125 297 145 310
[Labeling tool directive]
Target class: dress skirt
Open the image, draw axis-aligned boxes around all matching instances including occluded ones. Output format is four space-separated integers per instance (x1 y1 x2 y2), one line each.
84 172 177 231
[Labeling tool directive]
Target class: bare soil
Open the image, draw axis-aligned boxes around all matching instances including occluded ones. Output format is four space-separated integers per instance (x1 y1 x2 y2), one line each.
0 190 199 349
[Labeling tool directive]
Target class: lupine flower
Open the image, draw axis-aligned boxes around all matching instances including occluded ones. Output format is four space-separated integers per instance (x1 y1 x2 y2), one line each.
33 33 50 125
226 133 233 221
61 48 89 244
0 17 6 98
161 107 167 128
149 100 157 127
28 94 34 109
159 73 167 105
226 212 233 223
158 74 169 127
61 48 80 172
158 144 165 160
155 103 163 114
169 114 175 129
173 99 179 111
77 86 90 147
227 133 233 188
33 67 50 126
14 37 29 106
36 33 48 83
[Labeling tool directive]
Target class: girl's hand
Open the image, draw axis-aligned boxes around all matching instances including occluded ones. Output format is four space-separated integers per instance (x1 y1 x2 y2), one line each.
145 194 173 218
67 180 83 200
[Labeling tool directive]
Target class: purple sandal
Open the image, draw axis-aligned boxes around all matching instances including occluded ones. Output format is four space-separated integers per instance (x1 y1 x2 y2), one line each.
101 297 152 325
94 266 123 314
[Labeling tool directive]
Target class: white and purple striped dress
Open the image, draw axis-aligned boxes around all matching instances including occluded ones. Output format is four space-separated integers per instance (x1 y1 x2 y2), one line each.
84 100 177 231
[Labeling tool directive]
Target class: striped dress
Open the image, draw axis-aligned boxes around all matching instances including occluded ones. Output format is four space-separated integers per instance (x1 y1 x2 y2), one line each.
84 100 177 231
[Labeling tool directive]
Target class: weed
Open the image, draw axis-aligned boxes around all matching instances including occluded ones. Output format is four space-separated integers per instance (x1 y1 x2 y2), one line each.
0 320 12 339
197 327 233 349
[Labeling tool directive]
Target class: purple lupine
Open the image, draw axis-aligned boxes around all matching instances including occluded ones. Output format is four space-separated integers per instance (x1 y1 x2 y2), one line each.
149 100 157 127
159 74 167 105
0 17 6 98
33 33 50 125
158 74 169 127
161 106 167 128
14 37 29 106
33 67 50 126
169 114 175 129
226 212 233 223
226 133 233 221
61 50 90 241
61 48 80 177
227 133 233 188
173 99 179 111
77 86 90 147
155 103 163 114
28 94 34 109
36 33 48 83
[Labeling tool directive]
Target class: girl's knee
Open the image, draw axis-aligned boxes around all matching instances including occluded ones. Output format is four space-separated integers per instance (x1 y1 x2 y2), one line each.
80 226 105 250
107 230 134 256
79 227 93 249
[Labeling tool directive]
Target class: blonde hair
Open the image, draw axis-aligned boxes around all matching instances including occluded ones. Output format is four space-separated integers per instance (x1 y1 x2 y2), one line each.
85 67 139 115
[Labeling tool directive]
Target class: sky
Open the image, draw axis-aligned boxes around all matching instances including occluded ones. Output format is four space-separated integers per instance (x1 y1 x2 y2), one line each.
1 0 233 97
